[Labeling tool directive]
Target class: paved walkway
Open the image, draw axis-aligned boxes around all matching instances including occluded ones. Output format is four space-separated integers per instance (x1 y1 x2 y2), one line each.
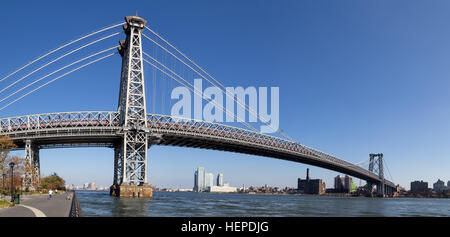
0 193 73 217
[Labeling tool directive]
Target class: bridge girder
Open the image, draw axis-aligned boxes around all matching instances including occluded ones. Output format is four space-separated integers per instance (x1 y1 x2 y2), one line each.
1 111 396 189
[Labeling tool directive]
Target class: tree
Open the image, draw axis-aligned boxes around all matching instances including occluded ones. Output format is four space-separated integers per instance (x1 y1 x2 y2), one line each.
0 136 15 175
40 173 65 191
2 156 26 191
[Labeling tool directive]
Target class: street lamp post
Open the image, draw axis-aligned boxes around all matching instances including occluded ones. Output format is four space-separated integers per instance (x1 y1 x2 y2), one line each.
9 162 15 202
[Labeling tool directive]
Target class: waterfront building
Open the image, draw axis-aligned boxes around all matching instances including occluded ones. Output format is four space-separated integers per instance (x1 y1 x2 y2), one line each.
410 180 428 193
334 175 345 192
87 182 96 190
178 188 193 192
297 168 326 195
194 166 205 192
344 175 352 193
207 185 238 193
217 173 224 186
193 167 226 192
433 179 445 193
205 172 214 189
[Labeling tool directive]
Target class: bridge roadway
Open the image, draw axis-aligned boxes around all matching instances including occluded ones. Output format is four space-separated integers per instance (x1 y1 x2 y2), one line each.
0 111 395 188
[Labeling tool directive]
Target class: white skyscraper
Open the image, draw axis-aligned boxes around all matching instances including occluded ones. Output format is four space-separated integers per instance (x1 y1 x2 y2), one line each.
205 173 214 189
194 166 205 192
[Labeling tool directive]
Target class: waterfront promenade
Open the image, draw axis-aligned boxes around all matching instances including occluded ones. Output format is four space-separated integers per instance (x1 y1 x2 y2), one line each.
0 193 73 217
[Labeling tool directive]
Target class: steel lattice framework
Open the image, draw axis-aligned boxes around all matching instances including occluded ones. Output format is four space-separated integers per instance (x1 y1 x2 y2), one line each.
369 153 385 195
116 16 149 186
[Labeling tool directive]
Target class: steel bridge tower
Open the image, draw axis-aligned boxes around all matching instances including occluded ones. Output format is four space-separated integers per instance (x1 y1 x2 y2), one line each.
368 153 385 196
24 139 40 191
110 16 152 197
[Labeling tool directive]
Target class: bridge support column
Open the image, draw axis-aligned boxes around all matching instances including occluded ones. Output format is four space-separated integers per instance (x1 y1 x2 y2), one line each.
110 15 152 198
366 181 375 197
369 153 385 197
24 140 40 191
112 144 123 186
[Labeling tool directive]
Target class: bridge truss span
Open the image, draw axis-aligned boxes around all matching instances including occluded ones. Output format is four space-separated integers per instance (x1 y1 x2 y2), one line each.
0 111 395 189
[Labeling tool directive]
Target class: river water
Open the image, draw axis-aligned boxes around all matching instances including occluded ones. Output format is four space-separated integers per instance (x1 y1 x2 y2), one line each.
76 190 450 217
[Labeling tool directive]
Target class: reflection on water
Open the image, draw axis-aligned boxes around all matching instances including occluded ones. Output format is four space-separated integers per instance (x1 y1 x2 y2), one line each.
76 190 450 217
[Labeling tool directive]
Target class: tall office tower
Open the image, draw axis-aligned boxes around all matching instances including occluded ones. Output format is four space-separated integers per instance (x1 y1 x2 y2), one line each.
334 175 345 192
433 179 445 192
194 167 205 192
205 173 214 189
194 170 198 192
217 173 224 186
344 175 353 193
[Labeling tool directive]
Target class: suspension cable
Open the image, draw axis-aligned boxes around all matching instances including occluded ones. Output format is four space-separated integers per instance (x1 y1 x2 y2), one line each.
0 46 117 104
384 159 394 183
145 26 228 88
0 52 117 111
143 27 282 133
143 51 258 131
142 32 287 138
0 22 123 83
0 32 120 94
142 56 258 132
143 56 258 132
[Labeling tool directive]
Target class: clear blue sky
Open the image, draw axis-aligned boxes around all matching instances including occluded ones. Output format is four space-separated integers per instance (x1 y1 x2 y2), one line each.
1 0 450 189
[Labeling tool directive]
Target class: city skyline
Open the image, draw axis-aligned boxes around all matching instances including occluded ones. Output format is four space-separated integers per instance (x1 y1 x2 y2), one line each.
2 0 450 190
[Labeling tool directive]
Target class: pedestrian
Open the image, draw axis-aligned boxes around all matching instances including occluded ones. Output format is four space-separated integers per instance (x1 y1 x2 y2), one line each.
49 189 53 199
55 189 58 195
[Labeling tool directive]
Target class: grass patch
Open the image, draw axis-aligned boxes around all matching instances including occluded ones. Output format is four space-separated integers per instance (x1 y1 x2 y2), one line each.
0 200 14 208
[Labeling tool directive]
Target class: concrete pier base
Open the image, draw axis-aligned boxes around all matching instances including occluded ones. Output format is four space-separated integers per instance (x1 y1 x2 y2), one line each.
110 184 153 198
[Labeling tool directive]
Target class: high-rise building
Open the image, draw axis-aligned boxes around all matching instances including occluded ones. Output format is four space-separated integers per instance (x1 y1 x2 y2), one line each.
205 173 214 189
87 182 96 190
344 175 352 193
433 179 445 193
194 166 205 192
217 173 224 186
194 171 197 191
334 175 345 192
410 180 428 193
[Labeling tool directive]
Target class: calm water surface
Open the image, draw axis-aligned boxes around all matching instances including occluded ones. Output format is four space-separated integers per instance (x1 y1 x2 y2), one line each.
76 190 450 217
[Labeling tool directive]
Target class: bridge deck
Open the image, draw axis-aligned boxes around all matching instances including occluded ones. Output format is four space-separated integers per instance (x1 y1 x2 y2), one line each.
0 111 395 188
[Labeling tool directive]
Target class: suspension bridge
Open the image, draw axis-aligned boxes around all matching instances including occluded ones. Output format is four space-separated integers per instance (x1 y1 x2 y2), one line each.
0 16 396 197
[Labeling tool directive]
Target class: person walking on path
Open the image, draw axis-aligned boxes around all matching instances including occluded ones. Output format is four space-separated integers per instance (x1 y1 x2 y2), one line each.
48 189 53 200
55 189 58 195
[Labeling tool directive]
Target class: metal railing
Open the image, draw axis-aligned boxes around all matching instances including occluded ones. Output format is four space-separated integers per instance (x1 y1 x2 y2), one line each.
68 191 83 217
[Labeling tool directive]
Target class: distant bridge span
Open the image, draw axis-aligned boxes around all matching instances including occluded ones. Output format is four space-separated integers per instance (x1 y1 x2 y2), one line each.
0 111 396 189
